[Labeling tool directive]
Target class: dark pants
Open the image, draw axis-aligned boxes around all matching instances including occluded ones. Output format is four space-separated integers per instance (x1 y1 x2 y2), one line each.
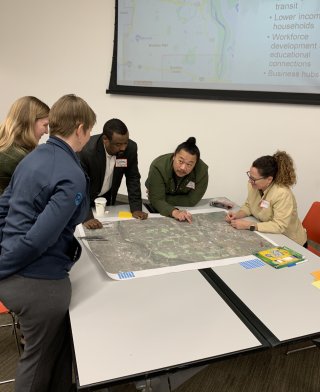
0 275 72 392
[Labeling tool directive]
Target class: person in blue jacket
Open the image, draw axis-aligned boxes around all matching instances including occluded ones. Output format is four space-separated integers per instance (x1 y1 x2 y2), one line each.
0 94 96 392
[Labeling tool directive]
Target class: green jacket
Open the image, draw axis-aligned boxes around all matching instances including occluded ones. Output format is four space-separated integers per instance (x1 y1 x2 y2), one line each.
0 146 28 194
145 153 209 217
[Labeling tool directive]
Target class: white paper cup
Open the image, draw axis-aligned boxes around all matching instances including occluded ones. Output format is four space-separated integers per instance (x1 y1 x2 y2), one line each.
94 197 107 217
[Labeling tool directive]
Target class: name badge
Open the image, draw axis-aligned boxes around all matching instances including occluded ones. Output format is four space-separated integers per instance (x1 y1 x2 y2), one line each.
186 181 195 189
115 159 127 168
260 200 270 209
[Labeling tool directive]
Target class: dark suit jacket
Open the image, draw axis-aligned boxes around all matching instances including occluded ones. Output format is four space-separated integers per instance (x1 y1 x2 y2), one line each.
79 134 143 220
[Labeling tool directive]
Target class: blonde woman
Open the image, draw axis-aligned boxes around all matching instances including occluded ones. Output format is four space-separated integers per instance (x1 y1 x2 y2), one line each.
0 94 96 391
0 96 49 194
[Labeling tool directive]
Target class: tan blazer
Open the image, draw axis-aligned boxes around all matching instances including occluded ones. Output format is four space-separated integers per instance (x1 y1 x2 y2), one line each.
240 182 307 246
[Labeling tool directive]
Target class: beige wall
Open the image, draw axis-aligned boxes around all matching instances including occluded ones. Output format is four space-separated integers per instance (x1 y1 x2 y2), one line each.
0 0 319 217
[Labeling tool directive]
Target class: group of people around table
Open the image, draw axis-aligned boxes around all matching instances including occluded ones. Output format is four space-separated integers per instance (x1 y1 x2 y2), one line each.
0 94 308 391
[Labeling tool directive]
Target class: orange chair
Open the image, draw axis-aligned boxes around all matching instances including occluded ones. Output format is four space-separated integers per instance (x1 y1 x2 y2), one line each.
302 202 320 257
0 301 21 385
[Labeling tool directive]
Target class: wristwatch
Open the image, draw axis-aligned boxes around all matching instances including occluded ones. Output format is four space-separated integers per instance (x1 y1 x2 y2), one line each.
249 224 255 231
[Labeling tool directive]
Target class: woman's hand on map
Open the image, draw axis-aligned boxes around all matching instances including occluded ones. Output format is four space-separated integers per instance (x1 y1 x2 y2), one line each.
172 209 192 224
230 219 250 230
225 211 237 223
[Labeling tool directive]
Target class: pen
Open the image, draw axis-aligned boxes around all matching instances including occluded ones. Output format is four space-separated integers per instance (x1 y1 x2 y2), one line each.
77 236 109 241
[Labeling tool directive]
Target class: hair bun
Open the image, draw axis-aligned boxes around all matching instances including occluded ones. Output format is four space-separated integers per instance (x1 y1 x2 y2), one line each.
186 136 196 146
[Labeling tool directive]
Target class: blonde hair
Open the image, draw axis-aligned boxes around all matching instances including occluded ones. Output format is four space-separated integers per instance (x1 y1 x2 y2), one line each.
0 96 49 152
49 94 96 137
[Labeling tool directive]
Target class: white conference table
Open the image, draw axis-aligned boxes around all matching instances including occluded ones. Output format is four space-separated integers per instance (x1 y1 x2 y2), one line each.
209 233 320 343
69 204 264 390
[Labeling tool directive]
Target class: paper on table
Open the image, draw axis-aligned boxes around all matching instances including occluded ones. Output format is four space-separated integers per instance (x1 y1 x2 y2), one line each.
312 280 320 289
76 209 277 281
118 211 132 218
311 270 320 281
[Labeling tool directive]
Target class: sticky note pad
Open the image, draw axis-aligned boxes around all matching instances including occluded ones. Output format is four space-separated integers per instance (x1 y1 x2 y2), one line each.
312 280 320 289
118 271 135 279
311 270 320 281
240 259 265 269
118 211 132 218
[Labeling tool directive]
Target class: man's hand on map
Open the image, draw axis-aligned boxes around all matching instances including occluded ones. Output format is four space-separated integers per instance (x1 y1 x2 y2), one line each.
83 218 103 230
171 209 192 223
132 210 148 220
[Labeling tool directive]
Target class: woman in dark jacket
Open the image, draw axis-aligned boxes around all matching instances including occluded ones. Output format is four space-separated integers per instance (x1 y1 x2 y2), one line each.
0 94 96 392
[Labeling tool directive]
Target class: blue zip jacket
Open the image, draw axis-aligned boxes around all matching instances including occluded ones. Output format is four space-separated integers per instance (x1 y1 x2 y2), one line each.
0 136 90 279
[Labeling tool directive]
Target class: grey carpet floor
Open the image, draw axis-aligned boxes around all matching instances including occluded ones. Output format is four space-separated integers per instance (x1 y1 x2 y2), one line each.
1 312 320 392
175 342 320 392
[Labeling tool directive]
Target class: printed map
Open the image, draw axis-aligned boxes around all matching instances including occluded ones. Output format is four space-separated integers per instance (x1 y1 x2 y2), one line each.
82 211 273 277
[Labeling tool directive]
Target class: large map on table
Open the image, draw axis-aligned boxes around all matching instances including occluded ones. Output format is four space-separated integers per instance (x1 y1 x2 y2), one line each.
80 211 275 280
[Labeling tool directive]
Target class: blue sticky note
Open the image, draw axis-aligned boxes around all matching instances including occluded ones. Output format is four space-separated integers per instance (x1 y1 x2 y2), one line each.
240 259 265 269
118 271 135 279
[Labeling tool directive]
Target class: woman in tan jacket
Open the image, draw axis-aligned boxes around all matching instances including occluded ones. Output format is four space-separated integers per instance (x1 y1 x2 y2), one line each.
225 151 307 247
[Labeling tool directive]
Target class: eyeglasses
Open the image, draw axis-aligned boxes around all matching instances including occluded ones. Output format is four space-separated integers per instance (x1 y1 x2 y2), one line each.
246 171 265 184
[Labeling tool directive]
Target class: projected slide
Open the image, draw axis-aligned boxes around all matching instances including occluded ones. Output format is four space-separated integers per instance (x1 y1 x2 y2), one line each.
117 0 320 94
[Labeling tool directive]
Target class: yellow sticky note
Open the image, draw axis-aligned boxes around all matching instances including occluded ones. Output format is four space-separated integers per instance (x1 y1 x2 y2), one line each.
118 211 132 219
312 280 320 289
311 270 320 281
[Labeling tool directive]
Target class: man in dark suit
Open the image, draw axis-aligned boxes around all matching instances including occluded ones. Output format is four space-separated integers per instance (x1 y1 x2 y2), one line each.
79 118 148 229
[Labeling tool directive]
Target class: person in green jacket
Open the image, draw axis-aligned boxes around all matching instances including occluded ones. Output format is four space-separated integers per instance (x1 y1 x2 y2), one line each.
0 96 49 194
145 137 208 223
